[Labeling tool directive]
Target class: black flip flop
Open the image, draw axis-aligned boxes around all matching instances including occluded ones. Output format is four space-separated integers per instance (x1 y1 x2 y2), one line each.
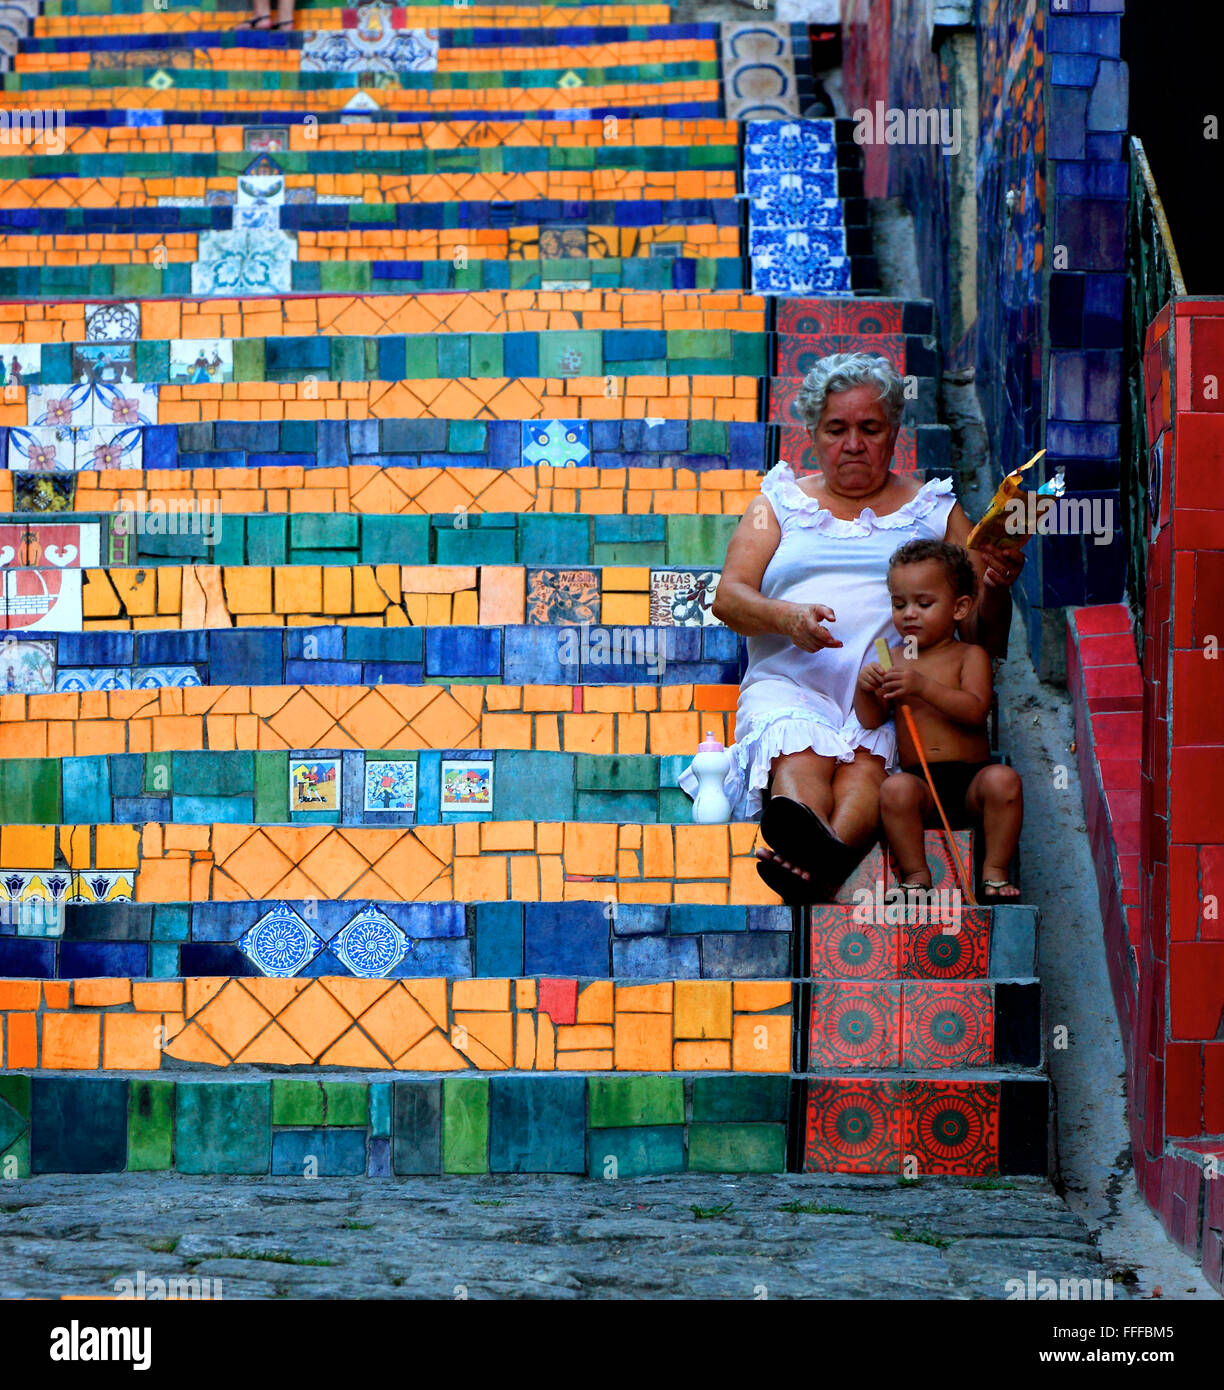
755 855 831 906
760 795 847 877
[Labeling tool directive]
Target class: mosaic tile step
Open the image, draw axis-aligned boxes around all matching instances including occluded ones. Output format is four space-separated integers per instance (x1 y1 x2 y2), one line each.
64 563 742 631
0 253 744 298
0 821 972 909
0 290 765 342
0 1074 791 1177
805 980 1041 1072
20 115 737 156
802 1075 1050 1177
38 1 670 20
3 420 769 477
0 746 737 828
806 903 1038 982
2 900 795 981
69 515 742 573
2 625 743 686
0 682 741 756
5 462 767 517
0 974 793 1073
8 329 768 388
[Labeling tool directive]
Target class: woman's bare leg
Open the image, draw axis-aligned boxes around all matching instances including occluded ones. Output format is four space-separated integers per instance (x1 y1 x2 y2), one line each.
828 748 888 848
275 0 295 24
766 749 837 824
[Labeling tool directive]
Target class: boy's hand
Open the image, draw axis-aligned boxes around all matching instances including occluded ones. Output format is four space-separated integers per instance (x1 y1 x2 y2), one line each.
879 666 927 701
857 662 886 694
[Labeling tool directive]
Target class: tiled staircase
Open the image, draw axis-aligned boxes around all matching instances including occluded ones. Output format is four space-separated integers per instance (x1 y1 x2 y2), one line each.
0 0 1050 1183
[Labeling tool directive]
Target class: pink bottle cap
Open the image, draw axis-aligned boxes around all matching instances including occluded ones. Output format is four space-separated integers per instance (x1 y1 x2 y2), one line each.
698 732 724 752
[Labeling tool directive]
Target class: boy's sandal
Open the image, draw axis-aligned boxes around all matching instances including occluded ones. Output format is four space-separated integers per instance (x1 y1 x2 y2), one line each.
980 879 1021 899
272 18 295 28
237 14 275 28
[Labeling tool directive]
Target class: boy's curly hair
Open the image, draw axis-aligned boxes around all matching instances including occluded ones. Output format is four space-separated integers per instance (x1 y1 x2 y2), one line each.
888 539 977 600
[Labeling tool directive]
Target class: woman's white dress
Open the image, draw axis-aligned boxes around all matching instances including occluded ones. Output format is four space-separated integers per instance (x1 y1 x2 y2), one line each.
680 463 958 821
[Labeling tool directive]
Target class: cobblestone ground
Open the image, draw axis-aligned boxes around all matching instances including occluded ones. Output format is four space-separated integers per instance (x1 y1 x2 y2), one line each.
0 1173 1129 1300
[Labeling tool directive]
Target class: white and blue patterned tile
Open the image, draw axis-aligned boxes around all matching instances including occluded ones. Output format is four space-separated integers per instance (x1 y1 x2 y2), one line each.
331 904 411 978
749 227 851 296
192 225 297 297
238 902 324 977
744 119 838 170
70 870 134 904
7 425 77 471
84 301 141 343
132 666 202 689
301 8 438 74
721 24 798 121
520 420 591 468
57 667 129 692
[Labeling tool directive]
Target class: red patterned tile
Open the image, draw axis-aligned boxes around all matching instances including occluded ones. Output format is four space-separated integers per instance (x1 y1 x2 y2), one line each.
809 905 898 978
804 1077 903 1173
902 1079 999 1177
809 981 900 1068
900 909 989 980
901 983 993 1068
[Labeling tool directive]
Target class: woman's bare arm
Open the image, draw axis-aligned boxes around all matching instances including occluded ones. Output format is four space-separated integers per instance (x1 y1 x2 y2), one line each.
712 496 843 652
944 501 1021 659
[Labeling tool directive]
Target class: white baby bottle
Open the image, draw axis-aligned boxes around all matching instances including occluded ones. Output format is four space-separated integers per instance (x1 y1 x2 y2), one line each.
690 732 732 824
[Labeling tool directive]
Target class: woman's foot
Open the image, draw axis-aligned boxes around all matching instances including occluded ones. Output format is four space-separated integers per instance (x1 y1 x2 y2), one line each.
754 846 834 905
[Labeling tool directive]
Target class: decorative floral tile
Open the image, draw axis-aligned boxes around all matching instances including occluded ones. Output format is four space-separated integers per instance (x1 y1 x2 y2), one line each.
69 870 134 905
750 229 852 296
75 426 144 472
290 757 341 812
7 426 77 472
365 759 417 813
301 14 438 74
526 567 599 625
0 869 74 905
0 637 54 693
237 160 285 210
744 119 838 172
84 301 141 343
332 904 411 977
132 666 202 689
520 421 591 469
901 910 989 979
649 569 720 626
57 668 130 692
804 1077 903 1173
192 226 297 297
238 901 324 978
441 760 493 812
170 340 233 386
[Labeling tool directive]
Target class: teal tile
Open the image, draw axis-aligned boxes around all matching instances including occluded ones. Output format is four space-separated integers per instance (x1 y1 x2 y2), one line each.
665 514 737 567
370 1083 392 1139
518 513 591 565
359 515 430 566
691 1076 789 1123
127 1080 174 1171
246 514 288 565
537 330 602 379
686 1123 786 1173
149 944 179 978
447 420 487 453
442 1077 488 1173
588 1076 683 1128
176 1083 271 1174
173 751 252 796
152 905 190 941
401 336 438 378
290 514 359 551
575 754 658 792
468 334 503 377
588 1125 684 1177
437 334 470 378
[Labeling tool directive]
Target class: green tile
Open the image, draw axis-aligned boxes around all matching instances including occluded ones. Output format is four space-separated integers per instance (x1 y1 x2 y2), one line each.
272 1079 325 1127
323 1083 369 1127
686 1123 785 1173
442 1077 489 1173
329 336 368 382
173 750 252 796
0 1075 30 1122
657 788 694 823
517 513 591 565
231 337 265 383
134 340 168 383
176 1082 270 1174
665 514 737 567
436 524 516 565
289 513 359 551
447 420 487 453
687 420 726 455
691 1076 789 1123
588 1076 683 1128
359 514 430 565
1 758 59 822
666 329 731 360
254 752 289 822
537 330 602 379
468 334 503 377
1 1131 29 1178
575 754 658 792
245 514 288 565
127 1080 174 1171
401 335 438 378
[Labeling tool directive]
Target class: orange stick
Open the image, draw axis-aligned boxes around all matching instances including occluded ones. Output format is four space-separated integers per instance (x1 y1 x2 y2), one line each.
874 639 978 905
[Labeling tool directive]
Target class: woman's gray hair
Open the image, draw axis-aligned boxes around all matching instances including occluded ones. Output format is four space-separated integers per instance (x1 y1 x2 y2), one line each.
794 352 905 431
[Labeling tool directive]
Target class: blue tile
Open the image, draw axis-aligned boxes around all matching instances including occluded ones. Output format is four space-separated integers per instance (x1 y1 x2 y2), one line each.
504 627 578 684
288 627 343 660
524 902 609 976
611 903 668 937
344 627 424 662
701 626 740 661
489 1076 586 1173
393 938 471 977
208 630 282 686
367 1136 392 1177
475 902 523 976
56 632 133 666
424 628 501 678
388 903 466 939
611 935 700 977
285 660 363 685
58 942 147 977
63 756 111 824
495 751 574 821
179 944 256 975
748 906 793 932
671 905 746 934
0 939 53 976
700 933 790 978
108 754 145 798
136 630 208 664
271 1131 366 1177
32 1078 127 1174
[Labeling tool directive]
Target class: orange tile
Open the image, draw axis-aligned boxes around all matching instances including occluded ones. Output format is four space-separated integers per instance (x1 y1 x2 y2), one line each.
41 1013 100 1069
673 981 732 1039
612 1011 672 1070
732 1013 789 1072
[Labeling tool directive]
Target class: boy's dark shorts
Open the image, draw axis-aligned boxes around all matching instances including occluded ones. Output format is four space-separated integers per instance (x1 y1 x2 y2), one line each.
898 759 997 830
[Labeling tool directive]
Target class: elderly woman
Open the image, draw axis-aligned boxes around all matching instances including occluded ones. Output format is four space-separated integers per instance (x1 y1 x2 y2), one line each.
681 353 1023 902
